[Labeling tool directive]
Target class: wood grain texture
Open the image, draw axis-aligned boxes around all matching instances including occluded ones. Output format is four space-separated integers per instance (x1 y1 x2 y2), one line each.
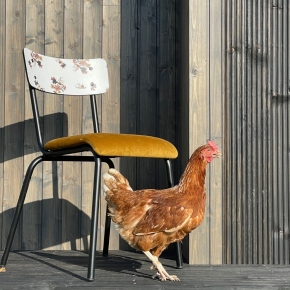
3 0 26 250
42 0 64 251
61 0 83 250
158 0 178 189
208 0 223 265
138 0 158 190
119 0 138 251
188 0 210 265
102 2 121 250
177 0 190 262
0 0 6 251
81 0 103 251
23 0 45 251
120 0 138 191
178 0 224 264
2 250 290 289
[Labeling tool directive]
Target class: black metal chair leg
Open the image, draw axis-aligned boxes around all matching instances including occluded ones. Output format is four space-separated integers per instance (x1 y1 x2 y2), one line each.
102 206 111 257
87 157 102 281
165 159 183 269
102 161 114 257
0 156 43 270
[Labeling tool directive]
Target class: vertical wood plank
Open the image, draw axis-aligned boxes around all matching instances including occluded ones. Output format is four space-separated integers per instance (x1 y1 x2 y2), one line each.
102 0 121 250
158 0 178 189
177 0 190 262
208 0 223 264
3 0 26 250
42 0 64 250
120 0 138 189
22 0 45 250
138 0 157 189
119 0 138 251
188 0 210 264
61 0 83 250
81 0 103 251
0 0 6 250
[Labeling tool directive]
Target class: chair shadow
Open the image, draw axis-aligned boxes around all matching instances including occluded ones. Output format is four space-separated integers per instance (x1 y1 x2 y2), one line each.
15 249 180 281
16 250 151 281
0 113 68 163
1 198 92 251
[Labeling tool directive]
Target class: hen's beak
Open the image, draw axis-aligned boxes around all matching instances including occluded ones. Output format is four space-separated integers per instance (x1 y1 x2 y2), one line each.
214 151 222 158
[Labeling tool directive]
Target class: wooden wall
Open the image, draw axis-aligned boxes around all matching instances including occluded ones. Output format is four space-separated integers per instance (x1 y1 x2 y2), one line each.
0 0 181 254
0 0 225 266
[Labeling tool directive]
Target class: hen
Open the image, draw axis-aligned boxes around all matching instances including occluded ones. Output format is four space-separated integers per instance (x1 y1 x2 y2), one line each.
103 141 221 281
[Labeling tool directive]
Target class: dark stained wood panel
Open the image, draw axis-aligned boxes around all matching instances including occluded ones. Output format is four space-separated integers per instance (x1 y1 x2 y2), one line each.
1 250 290 289
224 0 290 265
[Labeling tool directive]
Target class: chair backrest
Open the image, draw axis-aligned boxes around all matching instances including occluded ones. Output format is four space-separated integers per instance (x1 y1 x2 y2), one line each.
23 48 109 95
23 48 108 153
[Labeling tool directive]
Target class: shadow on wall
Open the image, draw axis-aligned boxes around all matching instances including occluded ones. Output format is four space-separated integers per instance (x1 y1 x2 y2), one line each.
1 198 92 251
0 113 68 163
0 113 94 250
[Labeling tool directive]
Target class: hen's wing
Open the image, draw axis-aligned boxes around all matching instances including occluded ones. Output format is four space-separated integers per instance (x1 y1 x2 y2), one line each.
132 190 202 235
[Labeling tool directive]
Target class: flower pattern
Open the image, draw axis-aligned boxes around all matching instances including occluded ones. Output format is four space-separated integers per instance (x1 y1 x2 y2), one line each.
76 83 86 90
90 82 97 91
56 59 66 68
50 77 66 93
33 76 45 91
28 52 43 68
73 59 93 74
24 48 109 96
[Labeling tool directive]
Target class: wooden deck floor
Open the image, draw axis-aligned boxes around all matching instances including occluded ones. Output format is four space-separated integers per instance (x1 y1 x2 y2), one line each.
1 250 290 289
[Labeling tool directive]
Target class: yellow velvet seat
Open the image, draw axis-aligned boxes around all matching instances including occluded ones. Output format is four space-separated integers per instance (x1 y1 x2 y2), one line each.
0 48 182 282
44 133 178 158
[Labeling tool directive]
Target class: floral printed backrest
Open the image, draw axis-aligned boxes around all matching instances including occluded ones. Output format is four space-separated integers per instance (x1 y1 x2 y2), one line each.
23 48 109 96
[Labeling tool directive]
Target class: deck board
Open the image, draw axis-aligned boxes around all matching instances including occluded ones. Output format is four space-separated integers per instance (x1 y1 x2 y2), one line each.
1 250 290 289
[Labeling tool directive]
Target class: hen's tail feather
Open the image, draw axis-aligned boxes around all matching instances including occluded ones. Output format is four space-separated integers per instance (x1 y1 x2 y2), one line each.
103 168 133 196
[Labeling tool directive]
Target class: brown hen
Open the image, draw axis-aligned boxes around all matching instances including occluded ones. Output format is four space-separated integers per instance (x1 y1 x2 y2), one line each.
103 141 221 281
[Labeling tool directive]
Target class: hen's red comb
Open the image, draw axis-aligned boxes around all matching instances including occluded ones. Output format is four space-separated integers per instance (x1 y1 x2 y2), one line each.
208 140 218 151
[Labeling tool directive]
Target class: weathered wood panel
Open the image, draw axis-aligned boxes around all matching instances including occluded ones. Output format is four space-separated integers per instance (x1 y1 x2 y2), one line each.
118 0 179 252
42 0 64 251
2 250 290 288
178 0 224 264
188 0 210 265
81 0 103 252
61 0 83 251
22 0 45 251
101 1 121 250
0 0 6 251
138 0 158 189
0 0 122 252
3 0 26 250
224 0 290 265
208 0 223 265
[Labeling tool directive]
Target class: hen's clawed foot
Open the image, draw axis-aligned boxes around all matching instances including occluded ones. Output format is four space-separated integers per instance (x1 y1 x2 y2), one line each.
144 251 180 282
0 266 6 273
152 271 180 281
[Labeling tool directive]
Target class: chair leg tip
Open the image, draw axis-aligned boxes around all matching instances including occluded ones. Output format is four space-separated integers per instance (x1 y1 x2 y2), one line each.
87 277 94 282
0 266 6 273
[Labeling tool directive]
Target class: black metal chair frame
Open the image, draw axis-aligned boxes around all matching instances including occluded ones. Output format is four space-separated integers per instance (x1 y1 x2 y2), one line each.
0 52 183 282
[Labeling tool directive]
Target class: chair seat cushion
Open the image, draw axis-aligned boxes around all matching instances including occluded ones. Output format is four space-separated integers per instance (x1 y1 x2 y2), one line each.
44 133 178 159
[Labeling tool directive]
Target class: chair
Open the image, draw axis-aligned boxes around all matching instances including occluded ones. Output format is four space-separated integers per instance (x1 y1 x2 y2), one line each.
0 48 183 281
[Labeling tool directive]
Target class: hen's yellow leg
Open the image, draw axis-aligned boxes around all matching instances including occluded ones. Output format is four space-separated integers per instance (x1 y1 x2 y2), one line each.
143 251 180 281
